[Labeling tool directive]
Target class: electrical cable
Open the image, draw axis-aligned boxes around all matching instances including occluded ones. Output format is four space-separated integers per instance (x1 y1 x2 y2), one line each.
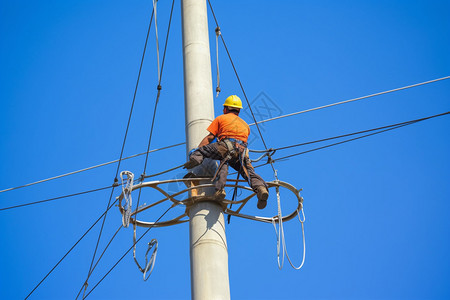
83 204 176 299
2 78 448 196
0 142 184 195
24 198 119 300
269 112 449 165
79 3 175 297
207 0 278 177
81 7 156 297
264 111 450 152
249 76 450 126
242 110 450 171
139 0 174 182
215 25 221 97
143 163 184 179
5 73 448 196
207 0 268 149
75 225 123 300
274 123 415 162
0 186 113 212
134 0 175 230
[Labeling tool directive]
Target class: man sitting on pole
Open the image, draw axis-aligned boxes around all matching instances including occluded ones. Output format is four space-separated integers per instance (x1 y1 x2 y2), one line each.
184 95 269 209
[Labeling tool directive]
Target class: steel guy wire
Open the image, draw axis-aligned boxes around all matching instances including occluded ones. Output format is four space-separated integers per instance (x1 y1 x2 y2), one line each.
83 204 176 299
24 198 119 300
249 75 450 126
0 185 113 212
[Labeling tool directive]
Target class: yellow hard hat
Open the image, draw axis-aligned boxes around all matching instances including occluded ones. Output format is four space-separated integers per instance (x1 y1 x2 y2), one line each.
223 95 243 109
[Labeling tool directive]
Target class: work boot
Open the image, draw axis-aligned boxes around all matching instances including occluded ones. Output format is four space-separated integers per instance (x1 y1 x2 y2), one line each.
256 186 269 209
183 159 198 169
214 189 226 201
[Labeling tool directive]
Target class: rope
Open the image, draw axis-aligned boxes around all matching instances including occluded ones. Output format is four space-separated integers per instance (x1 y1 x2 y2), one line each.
249 76 450 126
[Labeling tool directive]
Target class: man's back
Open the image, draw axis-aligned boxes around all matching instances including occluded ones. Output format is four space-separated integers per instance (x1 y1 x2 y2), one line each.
207 113 250 142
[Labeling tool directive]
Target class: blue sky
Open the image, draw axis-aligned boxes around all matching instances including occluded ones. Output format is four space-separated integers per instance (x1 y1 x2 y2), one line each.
1 0 449 299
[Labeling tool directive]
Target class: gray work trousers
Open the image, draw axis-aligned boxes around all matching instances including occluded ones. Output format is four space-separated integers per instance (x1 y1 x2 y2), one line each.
189 140 268 192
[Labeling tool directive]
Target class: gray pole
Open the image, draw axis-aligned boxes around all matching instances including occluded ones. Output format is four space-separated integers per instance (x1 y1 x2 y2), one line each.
181 1 231 300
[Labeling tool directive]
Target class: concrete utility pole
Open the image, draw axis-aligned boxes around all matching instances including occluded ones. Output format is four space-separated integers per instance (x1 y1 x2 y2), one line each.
181 0 231 299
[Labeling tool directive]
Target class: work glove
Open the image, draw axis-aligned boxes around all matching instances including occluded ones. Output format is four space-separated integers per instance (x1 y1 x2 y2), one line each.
189 148 198 157
183 148 199 169
183 160 198 169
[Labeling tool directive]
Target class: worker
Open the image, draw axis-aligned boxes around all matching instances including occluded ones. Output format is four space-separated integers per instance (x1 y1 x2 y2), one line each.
184 95 269 209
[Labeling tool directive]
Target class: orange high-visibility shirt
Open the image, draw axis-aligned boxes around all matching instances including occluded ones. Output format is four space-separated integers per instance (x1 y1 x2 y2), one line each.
207 113 250 143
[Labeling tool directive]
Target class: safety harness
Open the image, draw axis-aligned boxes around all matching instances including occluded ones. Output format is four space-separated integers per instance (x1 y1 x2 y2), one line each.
211 137 249 182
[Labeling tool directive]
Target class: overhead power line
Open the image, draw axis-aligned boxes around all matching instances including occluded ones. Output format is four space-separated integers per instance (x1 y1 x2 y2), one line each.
0 185 113 212
83 3 160 298
83 204 175 299
272 111 450 152
249 76 450 126
2 76 448 196
207 0 278 178
81 2 176 298
135 0 175 219
0 142 184 194
251 111 450 166
75 225 123 299
24 198 119 300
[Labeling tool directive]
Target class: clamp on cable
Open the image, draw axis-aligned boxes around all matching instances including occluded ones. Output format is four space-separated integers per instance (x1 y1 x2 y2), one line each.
250 148 276 163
